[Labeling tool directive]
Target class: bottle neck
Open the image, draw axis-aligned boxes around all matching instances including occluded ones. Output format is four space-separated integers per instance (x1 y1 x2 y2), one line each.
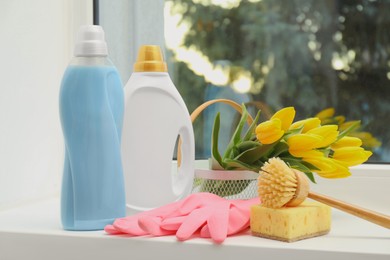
69 56 113 67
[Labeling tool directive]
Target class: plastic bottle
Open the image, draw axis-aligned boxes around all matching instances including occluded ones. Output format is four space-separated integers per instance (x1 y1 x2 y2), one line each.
122 45 195 214
59 25 126 230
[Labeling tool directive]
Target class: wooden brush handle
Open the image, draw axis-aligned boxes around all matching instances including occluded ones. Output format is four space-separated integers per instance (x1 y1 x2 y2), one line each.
308 191 390 229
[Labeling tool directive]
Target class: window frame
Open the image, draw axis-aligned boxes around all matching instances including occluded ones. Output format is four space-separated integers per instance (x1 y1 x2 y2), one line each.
95 0 390 175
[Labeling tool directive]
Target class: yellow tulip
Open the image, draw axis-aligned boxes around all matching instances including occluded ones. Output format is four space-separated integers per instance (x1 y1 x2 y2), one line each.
363 138 382 149
256 118 284 144
315 159 352 178
339 120 361 131
303 156 336 173
299 150 325 158
350 132 381 149
331 136 362 149
287 134 323 157
289 117 321 133
306 125 339 147
271 107 295 131
334 115 346 124
315 108 335 121
351 131 372 140
333 147 372 167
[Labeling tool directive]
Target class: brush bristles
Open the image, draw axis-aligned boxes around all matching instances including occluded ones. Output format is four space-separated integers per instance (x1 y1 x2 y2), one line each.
258 158 298 208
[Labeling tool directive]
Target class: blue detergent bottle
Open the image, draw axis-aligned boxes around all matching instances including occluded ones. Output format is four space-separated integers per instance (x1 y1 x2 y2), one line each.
59 25 126 230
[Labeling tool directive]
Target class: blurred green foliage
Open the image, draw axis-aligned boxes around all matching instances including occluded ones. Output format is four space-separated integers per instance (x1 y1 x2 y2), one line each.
166 0 390 162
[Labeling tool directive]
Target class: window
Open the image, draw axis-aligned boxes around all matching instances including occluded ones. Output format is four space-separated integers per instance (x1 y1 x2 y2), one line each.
164 0 389 163
97 0 389 163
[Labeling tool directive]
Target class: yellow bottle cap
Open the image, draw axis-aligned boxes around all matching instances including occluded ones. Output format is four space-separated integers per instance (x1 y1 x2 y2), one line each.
134 45 168 72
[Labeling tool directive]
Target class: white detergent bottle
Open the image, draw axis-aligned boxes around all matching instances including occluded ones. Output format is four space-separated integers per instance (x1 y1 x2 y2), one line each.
122 45 195 214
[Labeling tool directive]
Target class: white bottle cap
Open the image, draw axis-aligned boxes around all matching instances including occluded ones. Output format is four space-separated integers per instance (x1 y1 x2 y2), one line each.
74 25 108 57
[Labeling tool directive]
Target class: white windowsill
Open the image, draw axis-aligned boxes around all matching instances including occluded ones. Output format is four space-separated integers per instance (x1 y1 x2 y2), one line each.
0 162 389 260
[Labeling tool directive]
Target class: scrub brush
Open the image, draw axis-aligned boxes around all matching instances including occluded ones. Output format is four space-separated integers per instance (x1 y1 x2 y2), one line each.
258 158 390 229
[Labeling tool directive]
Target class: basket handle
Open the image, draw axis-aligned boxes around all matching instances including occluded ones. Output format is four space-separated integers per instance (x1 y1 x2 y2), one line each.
177 99 254 166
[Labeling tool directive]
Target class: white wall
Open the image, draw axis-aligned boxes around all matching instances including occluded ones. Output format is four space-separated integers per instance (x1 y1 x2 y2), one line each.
0 0 93 209
0 0 165 210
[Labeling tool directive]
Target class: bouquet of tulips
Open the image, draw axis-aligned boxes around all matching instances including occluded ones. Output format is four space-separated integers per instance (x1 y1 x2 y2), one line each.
211 104 373 183
315 107 381 151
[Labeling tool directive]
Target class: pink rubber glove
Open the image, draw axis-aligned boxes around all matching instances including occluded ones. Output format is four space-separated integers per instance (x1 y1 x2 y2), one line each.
160 197 259 243
105 199 184 236
199 198 258 239
138 192 229 240
105 193 259 243
156 197 231 243
105 193 226 236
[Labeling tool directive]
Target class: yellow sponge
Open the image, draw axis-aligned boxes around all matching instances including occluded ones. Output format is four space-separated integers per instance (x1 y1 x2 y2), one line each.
250 201 331 242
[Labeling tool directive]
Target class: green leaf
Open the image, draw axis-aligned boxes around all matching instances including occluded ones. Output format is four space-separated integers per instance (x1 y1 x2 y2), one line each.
209 157 225 170
223 104 249 159
235 143 276 164
231 104 249 145
232 146 240 158
270 141 289 157
234 147 262 164
282 157 312 171
236 140 261 153
223 158 260 172
336 120 361 141
243 109 261 141
304 171 316 183
283 126 304 139
281 157 320 172
281 157 317 183
211 113 224 169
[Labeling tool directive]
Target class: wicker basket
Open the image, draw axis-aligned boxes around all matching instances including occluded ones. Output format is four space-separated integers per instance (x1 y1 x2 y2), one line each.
191 169 259 199
185 99 262 200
